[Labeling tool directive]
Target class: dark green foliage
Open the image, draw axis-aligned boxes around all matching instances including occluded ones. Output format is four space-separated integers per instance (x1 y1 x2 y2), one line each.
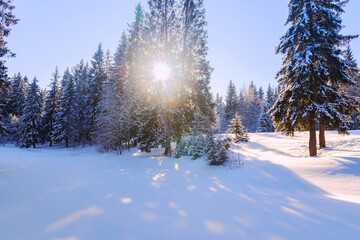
207 136 231 166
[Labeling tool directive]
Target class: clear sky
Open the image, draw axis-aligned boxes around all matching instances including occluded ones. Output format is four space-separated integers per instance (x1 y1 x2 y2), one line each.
6 0 360 96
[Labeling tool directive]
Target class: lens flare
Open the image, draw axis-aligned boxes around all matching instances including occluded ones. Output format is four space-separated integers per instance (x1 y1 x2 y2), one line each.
153 63 171 81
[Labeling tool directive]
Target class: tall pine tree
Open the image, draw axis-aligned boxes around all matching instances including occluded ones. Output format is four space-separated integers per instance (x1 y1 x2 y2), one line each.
88 44 107 144
19 78 42 148
53 69 76 147
73 60 90 146
42 67 60 147
271 0 358 156
224 80 238 130
8 73 27 116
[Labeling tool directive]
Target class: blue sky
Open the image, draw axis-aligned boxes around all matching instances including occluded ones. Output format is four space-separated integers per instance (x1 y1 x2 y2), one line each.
6 0 360 96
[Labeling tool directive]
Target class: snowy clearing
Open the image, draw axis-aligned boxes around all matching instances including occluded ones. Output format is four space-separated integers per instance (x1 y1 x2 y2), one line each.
1 131 360 240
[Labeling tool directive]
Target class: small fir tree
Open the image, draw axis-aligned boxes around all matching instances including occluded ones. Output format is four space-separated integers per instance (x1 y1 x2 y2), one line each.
257 85 276 132
227 113 249 143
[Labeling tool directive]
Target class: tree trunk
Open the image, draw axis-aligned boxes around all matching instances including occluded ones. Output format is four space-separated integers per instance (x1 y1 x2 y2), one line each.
65 138 69 148
33 143 36 148
309 122 317 157
49 140 52 147
164 143 171 157
119 141 123 155
319 121 326 149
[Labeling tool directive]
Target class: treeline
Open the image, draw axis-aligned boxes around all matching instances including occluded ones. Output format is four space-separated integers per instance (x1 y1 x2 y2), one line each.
0 1 233 165
215 81 280 134
1 0 359 161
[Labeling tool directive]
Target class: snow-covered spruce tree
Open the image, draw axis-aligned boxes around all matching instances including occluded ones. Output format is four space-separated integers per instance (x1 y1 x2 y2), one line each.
257 86 264 104
96 33 133 154
73 60 90 146
125 4 147 146
238 88 245 119
52 69 76 148
0 0 17 137
243 81 262 132
204 130 231 166
18 77 42 148
215 93 226 133
0 77 11 138
224 80 238 131
138 104 161 153
42 67 60 147
257 84 276 132
138 0 180 156
87 44 107 144
0 0 18 94
181 0 215 127
105 49 112 78
342 46 360 130
8 73 27 116
96 80 121 153
179 108 207 160
227 113 249 143
177 0 220 163
271 0 358 156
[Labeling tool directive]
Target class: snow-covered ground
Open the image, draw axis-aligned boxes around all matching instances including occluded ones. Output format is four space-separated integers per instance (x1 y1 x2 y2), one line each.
0 131 360 240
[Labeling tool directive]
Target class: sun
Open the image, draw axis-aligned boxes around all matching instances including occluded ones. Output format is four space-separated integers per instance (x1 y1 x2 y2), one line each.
153 63 171 81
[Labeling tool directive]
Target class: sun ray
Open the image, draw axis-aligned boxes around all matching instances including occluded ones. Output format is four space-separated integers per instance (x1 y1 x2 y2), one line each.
153 63 171 82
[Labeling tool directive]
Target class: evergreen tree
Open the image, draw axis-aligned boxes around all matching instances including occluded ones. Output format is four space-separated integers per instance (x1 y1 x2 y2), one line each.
8 73 27 116
215 93 226 133
88 44 107 143
224 80 238 130
18 78 42 148
138 0 180 155
342 46 360 130
0 77 10 137
238 88 245 119
42 67 60 147
257 86 264 104
53 69 76 147
105 49 112 77
182 0 215 130
257 84 276 132
0 0 17 135
243 81 261 132
271 0 358 156
0 0 18 93
96 33 132 153
227 113 249 143
125 5 147 145
73 60 90 146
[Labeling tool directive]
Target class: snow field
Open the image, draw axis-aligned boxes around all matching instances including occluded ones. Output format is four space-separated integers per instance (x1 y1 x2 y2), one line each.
0 131 360 240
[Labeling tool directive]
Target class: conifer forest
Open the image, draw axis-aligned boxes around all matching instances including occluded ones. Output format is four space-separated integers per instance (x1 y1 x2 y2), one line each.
1 1 360 239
